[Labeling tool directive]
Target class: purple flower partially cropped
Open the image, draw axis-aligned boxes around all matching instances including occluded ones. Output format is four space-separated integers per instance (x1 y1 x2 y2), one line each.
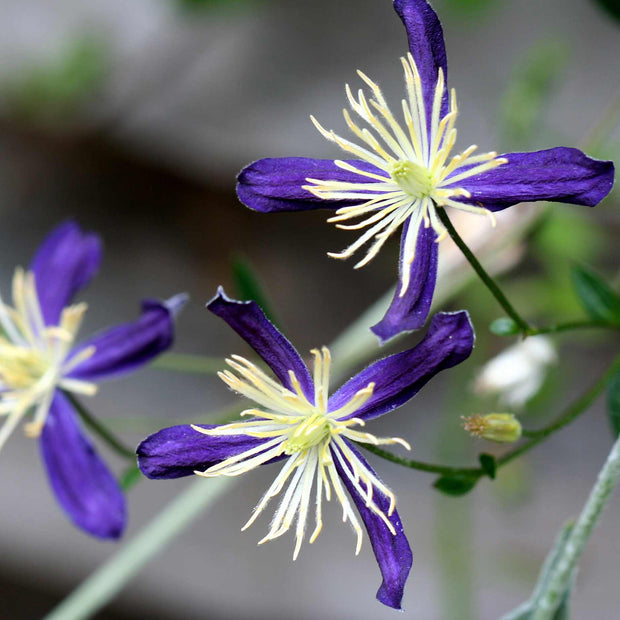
137 288 474 610
237 0 615 343
0 221 186 539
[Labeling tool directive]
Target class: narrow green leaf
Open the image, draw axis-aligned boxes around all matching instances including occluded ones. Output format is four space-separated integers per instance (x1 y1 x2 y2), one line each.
607 369 620 438
232 255 279 326
479 453 497 479
433 475 478 496
572 265 620 325
490 317 521 336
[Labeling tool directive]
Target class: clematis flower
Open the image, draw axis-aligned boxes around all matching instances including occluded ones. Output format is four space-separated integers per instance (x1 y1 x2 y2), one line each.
137 288 474 609
237 0 615 343
0 221 185 539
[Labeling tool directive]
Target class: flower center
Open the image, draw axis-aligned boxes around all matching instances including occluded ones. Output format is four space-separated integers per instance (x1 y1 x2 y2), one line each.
388 160 434 198
0 268 97 448
193 347 411 560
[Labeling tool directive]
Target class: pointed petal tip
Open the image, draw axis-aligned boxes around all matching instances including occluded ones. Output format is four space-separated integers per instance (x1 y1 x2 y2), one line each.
164 292 189 316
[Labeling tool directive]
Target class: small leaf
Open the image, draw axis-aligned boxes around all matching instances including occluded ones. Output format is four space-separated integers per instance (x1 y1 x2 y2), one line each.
490 317 521 336
607 368 620 438
572 265 620 325
433 475 478 496
479 453 497 479
232 255 279 326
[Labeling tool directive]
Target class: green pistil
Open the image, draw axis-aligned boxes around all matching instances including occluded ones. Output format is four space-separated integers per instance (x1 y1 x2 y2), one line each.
282 412 331 455
389 160 433 198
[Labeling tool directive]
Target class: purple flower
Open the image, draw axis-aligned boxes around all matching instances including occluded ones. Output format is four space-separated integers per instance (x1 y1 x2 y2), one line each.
237 0 615 343
0 222 185 539
137 288 474 609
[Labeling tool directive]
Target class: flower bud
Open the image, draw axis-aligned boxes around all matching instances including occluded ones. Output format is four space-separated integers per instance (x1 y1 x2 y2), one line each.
462 413 522 443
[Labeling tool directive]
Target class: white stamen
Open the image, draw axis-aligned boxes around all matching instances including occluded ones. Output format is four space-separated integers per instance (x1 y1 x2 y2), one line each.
305 53 507 295
197 348 409 558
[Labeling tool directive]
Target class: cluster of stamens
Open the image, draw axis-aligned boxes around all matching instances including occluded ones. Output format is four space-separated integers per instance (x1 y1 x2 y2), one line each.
0 268 97 450
193 347 410 559
304 52 507 296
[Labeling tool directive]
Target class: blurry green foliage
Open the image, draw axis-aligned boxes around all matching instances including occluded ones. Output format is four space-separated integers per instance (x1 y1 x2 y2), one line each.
571 264 620 325
441 0 499 16
593 0 620 20
500 39 569 148
607 369 620 438
176 0 265 14
4 38 107 122
232 255 279 326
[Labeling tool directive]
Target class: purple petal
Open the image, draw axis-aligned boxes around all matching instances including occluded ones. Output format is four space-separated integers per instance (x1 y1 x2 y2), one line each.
40 391 125 539
68 295 185 382
207 288 314 402
394 0 448 120
31 221 102 326
329 311 474 421
137 424 282 479
333 440 412 610
372 221 438 343
237 157 383 213
454 147 615 212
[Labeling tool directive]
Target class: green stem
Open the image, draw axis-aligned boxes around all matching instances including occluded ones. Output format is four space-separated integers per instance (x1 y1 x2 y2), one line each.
45 478 231 620
64 391 135 460
363 352 620 478
360 444 482 478
529 319 617 336
530 432 620 619
437 207 531 335
150 353 224 374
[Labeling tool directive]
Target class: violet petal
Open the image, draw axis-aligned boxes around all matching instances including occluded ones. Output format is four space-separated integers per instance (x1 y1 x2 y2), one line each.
237 157 383 213
329 311 474 421
334 440 412 610
393 0 448 121
31 221 102 326
68 297 183 382
207 288 314 401
372 222 438 343
137 424 283 479
40 391 125 539
454 147 614 212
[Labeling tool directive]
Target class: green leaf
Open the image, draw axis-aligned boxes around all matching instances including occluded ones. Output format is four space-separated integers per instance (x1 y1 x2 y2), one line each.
607 368 620 438
232 255 279 326
572 264 620 325
433 475 478 496
490 317 521 336
120 465 142 491
479 453 497 479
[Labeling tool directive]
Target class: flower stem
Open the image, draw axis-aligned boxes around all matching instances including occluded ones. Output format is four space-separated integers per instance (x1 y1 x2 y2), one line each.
363 352 620 479
528 319 618 336
45 478 231 620
64 391 136 460
530 432 620 619
436 207 531 335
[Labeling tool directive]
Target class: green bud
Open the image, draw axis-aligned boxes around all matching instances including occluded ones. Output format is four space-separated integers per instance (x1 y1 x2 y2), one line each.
462 413 522 443
489 317 521 336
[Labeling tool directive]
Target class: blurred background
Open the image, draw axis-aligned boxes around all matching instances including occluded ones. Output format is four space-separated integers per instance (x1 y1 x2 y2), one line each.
0 0 618 618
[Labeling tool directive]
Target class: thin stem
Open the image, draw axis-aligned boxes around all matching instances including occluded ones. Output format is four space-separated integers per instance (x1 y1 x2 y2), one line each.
531 432 620 619
150 353 224 374
437 207 531 335
360 444 482 478
363 352 620 478
529 319 617 336
45 478 231 620
64 391 135 460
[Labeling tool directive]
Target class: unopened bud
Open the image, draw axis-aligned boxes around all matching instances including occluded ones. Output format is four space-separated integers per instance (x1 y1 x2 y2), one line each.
462 413 522 443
